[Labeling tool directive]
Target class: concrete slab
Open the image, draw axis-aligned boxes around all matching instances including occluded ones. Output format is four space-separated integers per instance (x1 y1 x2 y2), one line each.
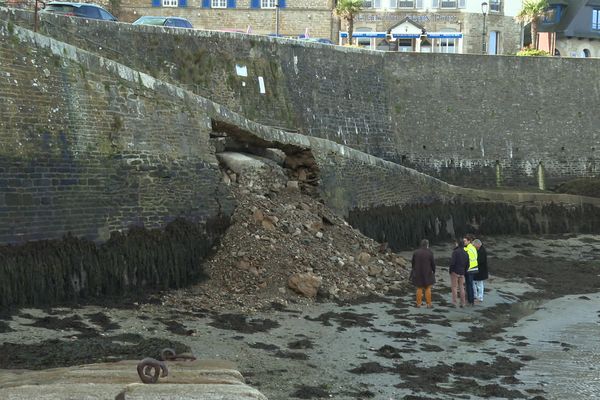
0 360 267 400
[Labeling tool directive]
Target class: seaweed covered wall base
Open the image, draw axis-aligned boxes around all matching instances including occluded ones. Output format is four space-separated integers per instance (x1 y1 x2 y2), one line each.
0 217 230 308
348 202 600 251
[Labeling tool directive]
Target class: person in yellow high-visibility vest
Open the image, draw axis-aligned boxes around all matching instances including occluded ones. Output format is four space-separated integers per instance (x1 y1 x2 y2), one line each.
463 234 478 306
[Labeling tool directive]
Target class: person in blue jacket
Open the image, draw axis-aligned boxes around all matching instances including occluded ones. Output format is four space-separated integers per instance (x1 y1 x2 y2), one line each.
448 239 468 307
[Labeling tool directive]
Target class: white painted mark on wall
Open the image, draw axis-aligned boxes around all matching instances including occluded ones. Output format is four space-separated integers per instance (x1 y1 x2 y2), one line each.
235 65 248 77
258 76 266 94
480 137 485 158
293 56 299 75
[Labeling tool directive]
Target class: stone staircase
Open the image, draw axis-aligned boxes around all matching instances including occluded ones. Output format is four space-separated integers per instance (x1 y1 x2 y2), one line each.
0 359 267 399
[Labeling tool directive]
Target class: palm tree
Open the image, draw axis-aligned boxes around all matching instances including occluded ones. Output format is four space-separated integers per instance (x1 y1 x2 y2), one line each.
335 0 363 46
515 0 549 50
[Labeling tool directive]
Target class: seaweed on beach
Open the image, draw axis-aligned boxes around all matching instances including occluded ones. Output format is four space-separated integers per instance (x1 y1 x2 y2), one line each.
0 335 190 370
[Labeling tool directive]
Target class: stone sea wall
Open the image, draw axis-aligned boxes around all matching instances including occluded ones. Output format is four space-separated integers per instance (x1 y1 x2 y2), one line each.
1 14 599 307
3 8 598 189
0 20 234 306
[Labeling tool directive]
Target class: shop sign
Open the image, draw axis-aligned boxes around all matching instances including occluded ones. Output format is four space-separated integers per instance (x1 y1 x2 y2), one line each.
356 13 459 23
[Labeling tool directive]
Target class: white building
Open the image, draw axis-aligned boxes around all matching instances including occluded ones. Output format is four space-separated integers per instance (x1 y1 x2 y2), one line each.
340 0 523 54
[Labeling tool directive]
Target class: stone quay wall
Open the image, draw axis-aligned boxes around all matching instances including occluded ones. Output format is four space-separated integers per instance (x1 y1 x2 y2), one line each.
3 8 599 189
0 20 234 245
0 13 599 275
0 19 241 306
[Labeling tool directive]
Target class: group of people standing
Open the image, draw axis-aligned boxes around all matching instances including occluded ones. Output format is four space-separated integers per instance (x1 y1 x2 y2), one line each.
410 234 488 308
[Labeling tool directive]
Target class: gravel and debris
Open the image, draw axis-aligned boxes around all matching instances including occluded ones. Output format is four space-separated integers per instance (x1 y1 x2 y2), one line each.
159 151 411 313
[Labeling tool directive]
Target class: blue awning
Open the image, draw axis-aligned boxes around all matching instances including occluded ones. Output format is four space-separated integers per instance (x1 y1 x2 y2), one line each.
390 33 421 39
340 32 463 39
340 32 387 38
426 32 463 39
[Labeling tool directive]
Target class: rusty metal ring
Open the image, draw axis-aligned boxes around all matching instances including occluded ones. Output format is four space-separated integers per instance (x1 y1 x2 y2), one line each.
161 348 197 361
137 357 168 384
160 348 177 361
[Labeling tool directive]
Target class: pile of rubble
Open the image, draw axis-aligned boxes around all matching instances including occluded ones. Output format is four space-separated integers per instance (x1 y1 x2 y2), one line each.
161 150 410 313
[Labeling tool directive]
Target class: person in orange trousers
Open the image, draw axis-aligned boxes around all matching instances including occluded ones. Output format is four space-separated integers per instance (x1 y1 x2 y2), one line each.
410 239 436 308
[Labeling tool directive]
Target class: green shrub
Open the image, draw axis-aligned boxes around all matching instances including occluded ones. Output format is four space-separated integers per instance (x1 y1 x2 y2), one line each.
516 48 551 57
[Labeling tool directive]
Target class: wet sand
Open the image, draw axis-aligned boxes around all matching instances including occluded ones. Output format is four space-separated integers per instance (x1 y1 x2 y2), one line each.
0 234 599 399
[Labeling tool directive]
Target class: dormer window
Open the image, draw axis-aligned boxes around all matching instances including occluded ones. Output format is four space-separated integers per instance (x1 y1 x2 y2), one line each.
440 0 457 8
432 0 465 9
489 0 500 13
593 9 600 31
542 5 564 24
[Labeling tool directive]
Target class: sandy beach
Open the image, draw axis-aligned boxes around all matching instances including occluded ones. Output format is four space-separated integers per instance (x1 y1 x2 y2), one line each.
1 233 599 399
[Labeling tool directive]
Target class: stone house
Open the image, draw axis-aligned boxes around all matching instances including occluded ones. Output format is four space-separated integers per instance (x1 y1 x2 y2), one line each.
537 0 600 58
346 0 522 54
118 0 523 54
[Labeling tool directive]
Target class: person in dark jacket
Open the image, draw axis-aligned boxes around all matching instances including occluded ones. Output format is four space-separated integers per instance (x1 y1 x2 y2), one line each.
448 239 468 307
473 239 488 302
411 239 436 308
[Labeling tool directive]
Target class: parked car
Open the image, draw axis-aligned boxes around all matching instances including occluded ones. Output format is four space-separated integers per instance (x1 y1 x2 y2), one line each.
132 16 193 29
302 38 334 45
42 2 117 21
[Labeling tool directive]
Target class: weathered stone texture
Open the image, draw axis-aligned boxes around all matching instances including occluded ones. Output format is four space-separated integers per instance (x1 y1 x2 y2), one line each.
5 8 596 189
0 21 232 244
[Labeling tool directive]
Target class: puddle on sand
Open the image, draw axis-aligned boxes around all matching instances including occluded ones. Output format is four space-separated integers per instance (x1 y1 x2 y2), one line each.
507 299 547 320
511 294 600 398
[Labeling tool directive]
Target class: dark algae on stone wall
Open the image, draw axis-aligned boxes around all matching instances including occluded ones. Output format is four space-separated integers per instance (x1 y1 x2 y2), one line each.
0 217 229 308
348 201 600 250
552 177 600 198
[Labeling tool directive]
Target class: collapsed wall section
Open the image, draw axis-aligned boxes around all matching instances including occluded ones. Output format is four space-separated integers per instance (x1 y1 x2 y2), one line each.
215 119 600 250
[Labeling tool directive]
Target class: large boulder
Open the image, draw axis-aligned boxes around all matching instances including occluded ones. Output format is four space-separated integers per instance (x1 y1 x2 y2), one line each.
288 273 322 298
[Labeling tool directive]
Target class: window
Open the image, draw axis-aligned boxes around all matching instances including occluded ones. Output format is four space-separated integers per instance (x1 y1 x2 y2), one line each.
583 49 591 57
489 0 500 12
436 0 463 9
543 5 564 24
354 27 373 48
398 38 413 52
162 0 177 6
363 0 372 7
434 29 459 54
593 9 600 31
261 0 275 8
212 0 226 7
79 5 101 18
373 0 381 8
438 38 456 53
398 0 414 8
389 0 397 8
543 7 557 23
98 9 116 20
